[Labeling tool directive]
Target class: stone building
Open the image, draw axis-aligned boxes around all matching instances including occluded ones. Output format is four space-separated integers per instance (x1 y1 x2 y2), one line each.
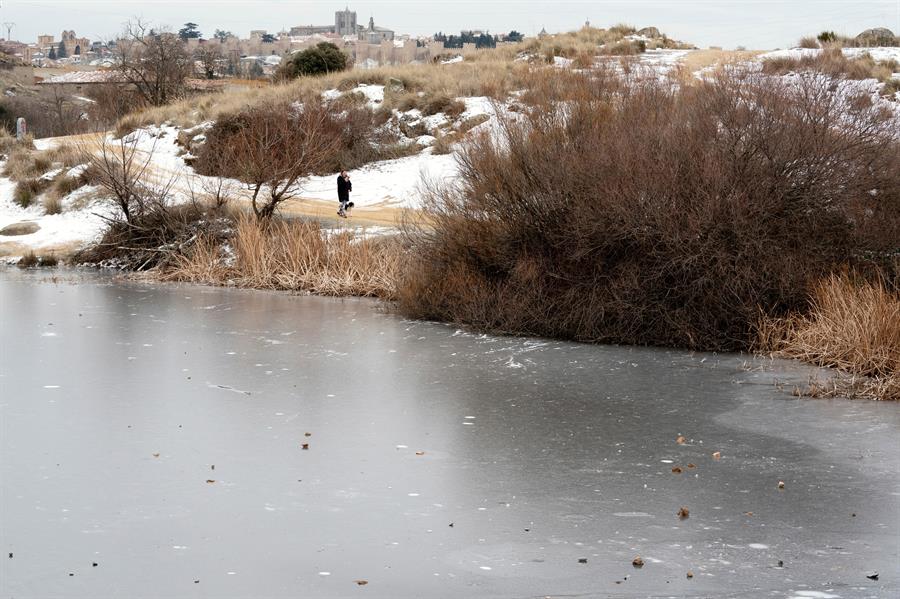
359 16 394 43
335 8 357 36
60 30 90 56
290 7 358 37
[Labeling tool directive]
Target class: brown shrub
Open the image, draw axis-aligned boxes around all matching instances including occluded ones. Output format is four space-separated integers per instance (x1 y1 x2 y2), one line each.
398 70 900 351
196 99 407 181
602 40 645 56
52 174 85 198
85 84 148 126
421 94 466 118
882 78 900 97
432 131 462 155
2 146 50 181
17 251 58 268
43 194 63 215
13 178 47 208
763 49 895 82
799 36 820 49
191 101 341 219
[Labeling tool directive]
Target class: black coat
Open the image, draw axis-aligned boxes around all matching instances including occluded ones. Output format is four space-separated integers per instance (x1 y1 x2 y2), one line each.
337 175 352 202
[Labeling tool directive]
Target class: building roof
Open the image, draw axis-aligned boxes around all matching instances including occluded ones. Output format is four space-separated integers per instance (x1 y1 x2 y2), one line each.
39 70 125 84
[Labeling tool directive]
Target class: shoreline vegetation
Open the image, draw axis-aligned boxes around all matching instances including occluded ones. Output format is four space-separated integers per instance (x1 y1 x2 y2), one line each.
5 25 900 399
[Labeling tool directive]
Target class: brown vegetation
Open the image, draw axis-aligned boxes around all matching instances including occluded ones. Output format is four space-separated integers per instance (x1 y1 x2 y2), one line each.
397 69 900 352
758 273 899 400
17 251 58 268
191 102 340 220
762 49 898 86
114 20 193 106
163 215 400 298
115 26 690 135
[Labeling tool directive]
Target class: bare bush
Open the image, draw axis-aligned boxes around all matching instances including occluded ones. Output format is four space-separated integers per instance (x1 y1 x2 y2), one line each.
195 43 224 79
85 84 147 126
81 134 173 224
398 70 900 351
193 102 341 219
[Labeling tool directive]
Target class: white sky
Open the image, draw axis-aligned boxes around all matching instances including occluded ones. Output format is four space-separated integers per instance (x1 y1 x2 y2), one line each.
1 0 898 50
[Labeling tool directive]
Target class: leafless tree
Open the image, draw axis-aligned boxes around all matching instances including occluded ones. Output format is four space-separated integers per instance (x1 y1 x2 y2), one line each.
113 19 192 106
46 84 87 136
80 132 176 224
215 102 341 220
194 43 223 79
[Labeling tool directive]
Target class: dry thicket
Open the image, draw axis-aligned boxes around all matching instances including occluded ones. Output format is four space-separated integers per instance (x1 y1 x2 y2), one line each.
194 97 415 180
397 69 900 352
192 102 340 219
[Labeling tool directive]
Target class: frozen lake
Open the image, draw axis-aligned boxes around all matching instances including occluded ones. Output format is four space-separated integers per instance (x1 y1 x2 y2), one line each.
1 269 898 598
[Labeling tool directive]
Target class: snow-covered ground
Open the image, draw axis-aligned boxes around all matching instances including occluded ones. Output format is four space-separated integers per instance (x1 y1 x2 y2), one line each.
760 46 900 63
304 150 457 207
0 173 109 254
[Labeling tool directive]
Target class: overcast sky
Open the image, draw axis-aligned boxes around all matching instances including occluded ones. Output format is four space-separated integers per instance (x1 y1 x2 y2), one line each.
1 0 898 49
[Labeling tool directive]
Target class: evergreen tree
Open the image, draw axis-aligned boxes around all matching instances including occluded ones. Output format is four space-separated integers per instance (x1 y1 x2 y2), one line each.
281 42 348 78
178 23 201 41
56 41 67 58
48 46 57 60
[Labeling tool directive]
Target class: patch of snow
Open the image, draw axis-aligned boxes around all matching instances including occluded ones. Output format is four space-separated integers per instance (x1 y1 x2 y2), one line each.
38 167 64 182
760 46 900 65
303 150 458 209
0 168 110 255
65 164 88 179
441 55 464 65
553 56 573 68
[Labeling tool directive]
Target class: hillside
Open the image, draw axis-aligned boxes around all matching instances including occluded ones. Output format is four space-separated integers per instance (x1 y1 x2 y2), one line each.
1 26 899 259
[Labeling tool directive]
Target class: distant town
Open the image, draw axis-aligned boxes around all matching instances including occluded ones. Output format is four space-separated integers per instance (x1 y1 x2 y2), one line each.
0 6 528 80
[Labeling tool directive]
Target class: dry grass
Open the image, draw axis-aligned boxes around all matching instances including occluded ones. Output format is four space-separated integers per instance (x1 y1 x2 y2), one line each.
162 216 402 298
758 273 900 400
13 178 47 208
117 60 533 134
17 251 58 268
43 194 63 215
763 49 899 84
115 26 692 134
792 374 900 402
2 142 82 182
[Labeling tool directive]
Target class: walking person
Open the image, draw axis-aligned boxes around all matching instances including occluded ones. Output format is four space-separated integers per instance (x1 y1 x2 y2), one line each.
337 170 353 218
